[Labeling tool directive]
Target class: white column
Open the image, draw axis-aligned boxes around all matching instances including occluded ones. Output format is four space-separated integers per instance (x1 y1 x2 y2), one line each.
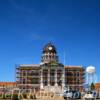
26 70 27 84
55 69 58 86
26 70 28 90
62 68 65 88
22 70 23 84
40 69 43 89
48 69 50 86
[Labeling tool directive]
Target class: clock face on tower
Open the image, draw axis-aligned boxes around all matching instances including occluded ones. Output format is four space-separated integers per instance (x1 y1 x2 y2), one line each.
48 46 52 50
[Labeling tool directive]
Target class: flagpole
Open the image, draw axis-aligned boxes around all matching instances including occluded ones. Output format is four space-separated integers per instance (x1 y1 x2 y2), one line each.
62 51 66 91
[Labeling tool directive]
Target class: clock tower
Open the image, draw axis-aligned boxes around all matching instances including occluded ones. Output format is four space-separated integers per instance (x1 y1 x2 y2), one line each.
41 43 59 63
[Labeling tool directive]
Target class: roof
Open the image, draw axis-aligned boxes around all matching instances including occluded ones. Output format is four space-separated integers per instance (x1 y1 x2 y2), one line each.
16 64 41 70
0 82 16 86
95 83 100 86
19 64 40 67
65 66 84 69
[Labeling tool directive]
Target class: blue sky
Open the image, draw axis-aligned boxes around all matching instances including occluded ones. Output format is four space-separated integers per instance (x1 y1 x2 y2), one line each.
0 0 100 82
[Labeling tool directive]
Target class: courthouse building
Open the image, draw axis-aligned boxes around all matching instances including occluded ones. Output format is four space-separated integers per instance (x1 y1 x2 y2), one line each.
16 43 85 91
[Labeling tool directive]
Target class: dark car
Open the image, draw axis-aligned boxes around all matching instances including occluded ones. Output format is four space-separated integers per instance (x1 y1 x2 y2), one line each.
72 90 81 99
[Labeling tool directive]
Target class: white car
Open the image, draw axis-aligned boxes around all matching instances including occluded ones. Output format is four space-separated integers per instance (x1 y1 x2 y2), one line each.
63 91 73 99
82 91 94 100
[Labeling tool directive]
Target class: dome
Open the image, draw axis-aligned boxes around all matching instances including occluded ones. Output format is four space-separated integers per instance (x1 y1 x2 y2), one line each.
41 42 59 63
86 65 95 74
43 43 57 54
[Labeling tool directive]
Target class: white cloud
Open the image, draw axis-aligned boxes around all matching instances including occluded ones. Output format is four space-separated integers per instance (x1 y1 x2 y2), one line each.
32 33 55 42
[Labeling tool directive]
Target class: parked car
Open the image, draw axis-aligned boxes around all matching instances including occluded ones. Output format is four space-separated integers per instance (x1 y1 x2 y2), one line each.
82 91 94 100
72 90 81 99
63 90 73 100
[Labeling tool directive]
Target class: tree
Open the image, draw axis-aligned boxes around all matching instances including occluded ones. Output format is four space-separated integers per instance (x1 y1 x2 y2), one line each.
90 82 95 91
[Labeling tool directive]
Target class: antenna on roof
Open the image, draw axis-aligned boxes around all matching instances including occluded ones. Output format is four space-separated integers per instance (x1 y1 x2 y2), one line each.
63 50 69 67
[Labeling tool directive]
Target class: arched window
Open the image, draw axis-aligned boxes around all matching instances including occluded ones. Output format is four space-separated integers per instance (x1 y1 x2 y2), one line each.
23 70 26 76
76 72 80 76
23 79 26 84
